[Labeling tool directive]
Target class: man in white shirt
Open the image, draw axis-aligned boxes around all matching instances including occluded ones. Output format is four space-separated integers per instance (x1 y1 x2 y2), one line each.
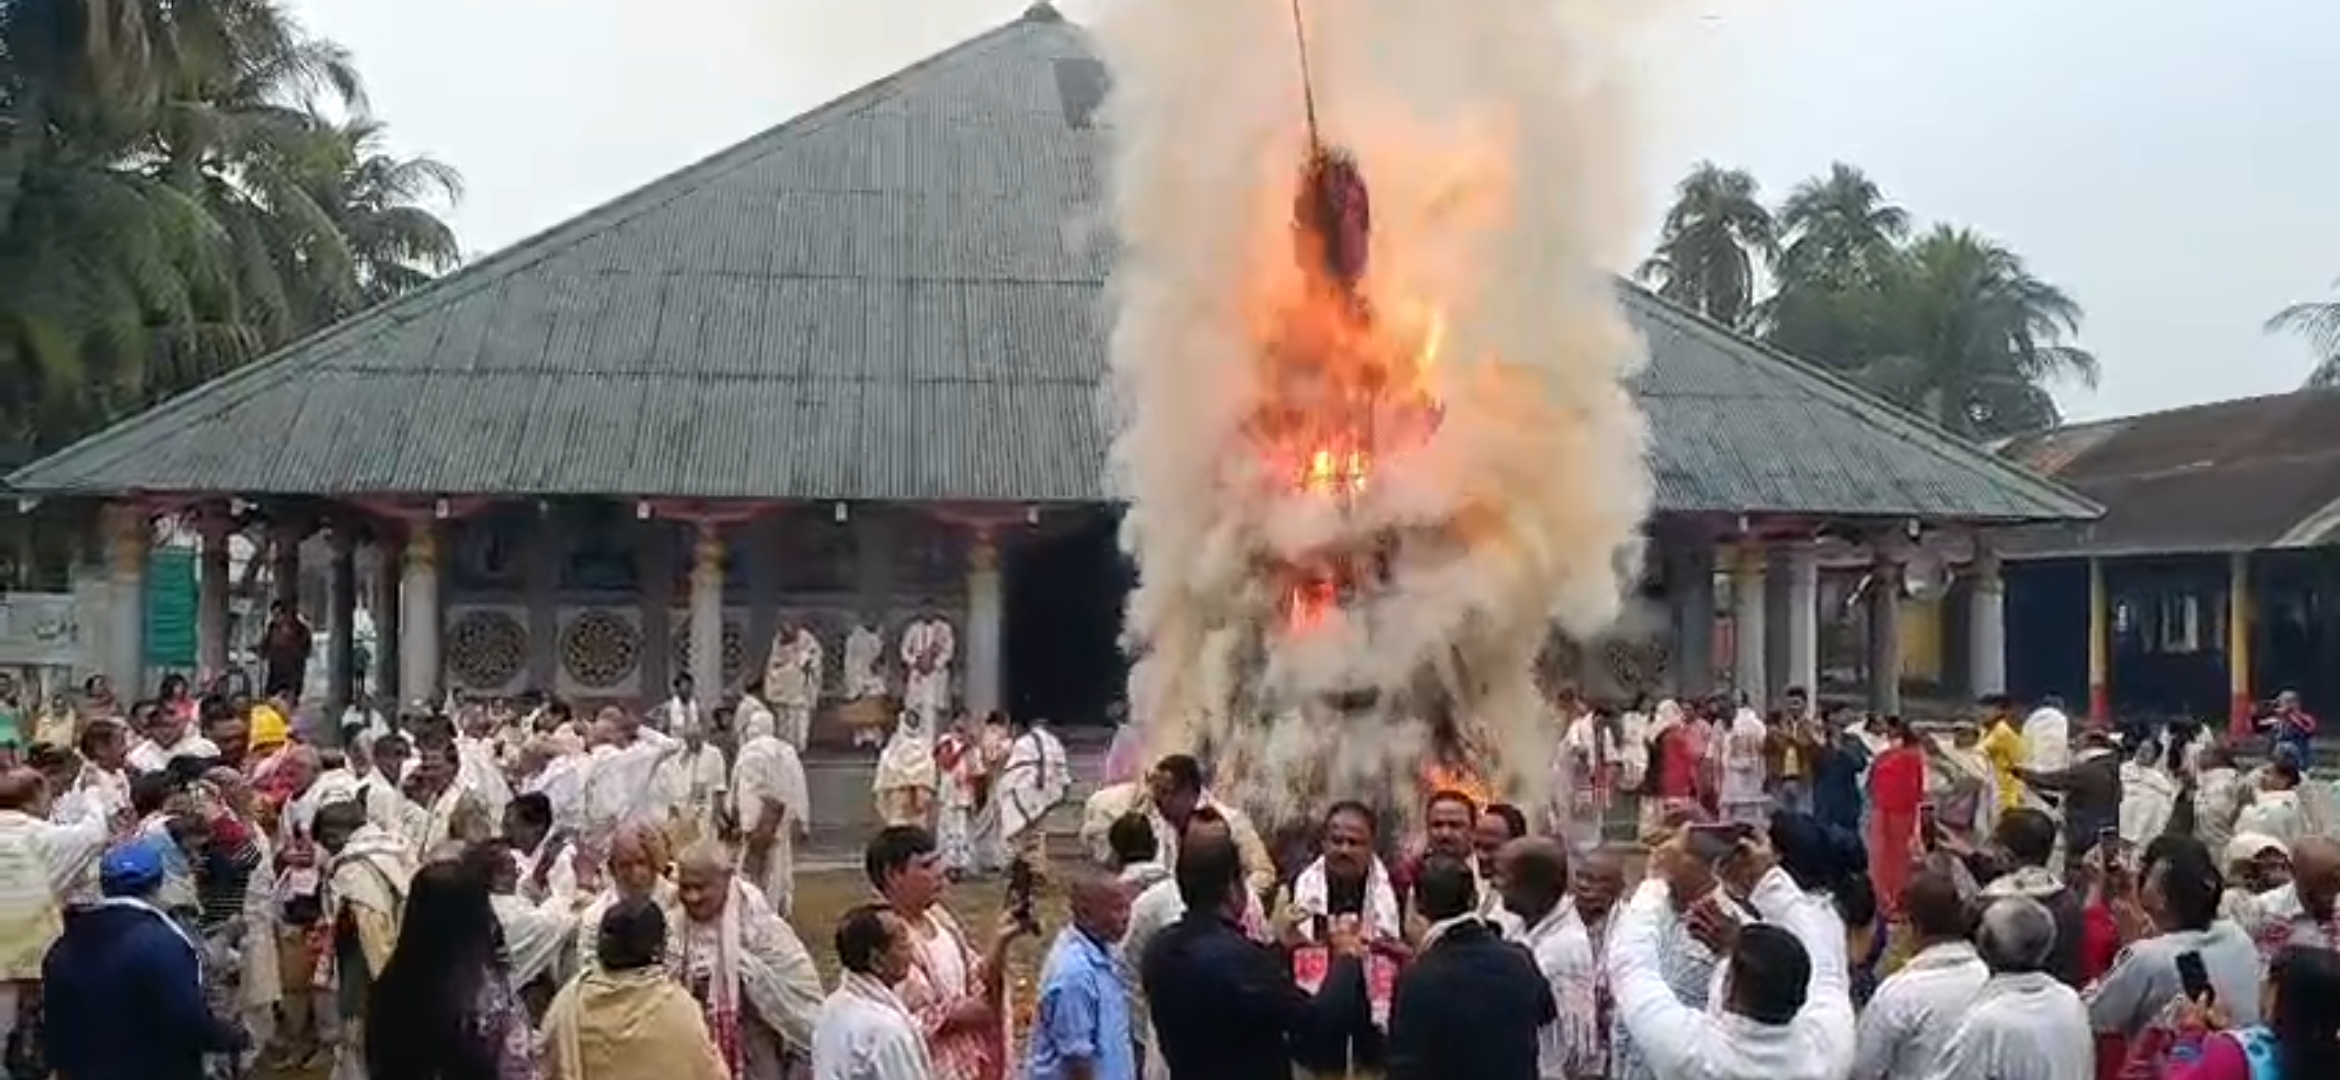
811 903 932 1080
1851 870 1987 1079
1924 896 2090 1080
1498 836 1603 1080
1606 833 1854 1080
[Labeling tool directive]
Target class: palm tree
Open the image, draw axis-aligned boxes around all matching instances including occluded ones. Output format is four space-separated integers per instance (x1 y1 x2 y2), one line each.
1857 227 2100 438
307 118 463 310
1774 163 1909 290
1762 164 1911 372
1637 162 1776 329
2263 286 2340 389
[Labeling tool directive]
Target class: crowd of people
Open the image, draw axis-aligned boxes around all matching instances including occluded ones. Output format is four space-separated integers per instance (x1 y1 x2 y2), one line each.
0 668 2337 1080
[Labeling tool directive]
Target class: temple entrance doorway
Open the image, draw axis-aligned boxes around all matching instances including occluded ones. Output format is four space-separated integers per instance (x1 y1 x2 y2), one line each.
1005 509 1130 729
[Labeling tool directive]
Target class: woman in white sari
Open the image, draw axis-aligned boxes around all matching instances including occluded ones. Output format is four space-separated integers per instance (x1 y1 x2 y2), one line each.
672 841 825 1080
2116 741 2180 846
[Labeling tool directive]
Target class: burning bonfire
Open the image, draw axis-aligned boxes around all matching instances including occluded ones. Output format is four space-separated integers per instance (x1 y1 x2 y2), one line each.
1100 0 1655 835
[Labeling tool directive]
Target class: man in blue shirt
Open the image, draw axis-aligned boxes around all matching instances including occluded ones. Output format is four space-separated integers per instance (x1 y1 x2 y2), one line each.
1026 869 1137 1080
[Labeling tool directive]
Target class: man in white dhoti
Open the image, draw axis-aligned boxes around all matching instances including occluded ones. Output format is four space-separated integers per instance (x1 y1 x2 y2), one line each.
468 841 581 1006
764 623 824 751
655 720 730 853
873 710 938 828
992 715 1068 862
519 730 591 840
898 616 955 734
730 708 810 917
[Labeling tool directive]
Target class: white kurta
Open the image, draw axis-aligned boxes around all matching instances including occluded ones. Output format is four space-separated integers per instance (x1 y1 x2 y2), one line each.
1922 973 2091 1080
0 802 107 979
1719 708 1770 823
127 732 222 774
1851 941 1989 1080
811 975 933 1080
579 729 684 847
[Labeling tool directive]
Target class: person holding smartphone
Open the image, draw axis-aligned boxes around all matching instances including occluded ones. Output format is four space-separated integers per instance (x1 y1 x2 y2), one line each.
2086 836 2264 1076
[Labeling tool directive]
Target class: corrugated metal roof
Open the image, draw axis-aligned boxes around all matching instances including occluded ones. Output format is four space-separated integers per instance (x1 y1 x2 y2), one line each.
1991 390 2340 558
7 7 2095 524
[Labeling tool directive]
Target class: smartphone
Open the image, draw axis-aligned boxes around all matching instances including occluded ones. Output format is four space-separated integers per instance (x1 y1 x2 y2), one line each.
2175 949 2214 1003
1005 856 1040 935
1683 822 1752 864
1918 802 1939 850
2096 825 2123 859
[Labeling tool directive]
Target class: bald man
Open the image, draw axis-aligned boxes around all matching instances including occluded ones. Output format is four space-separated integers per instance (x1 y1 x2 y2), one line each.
1029 867 1136 1080
2259 835 2340 952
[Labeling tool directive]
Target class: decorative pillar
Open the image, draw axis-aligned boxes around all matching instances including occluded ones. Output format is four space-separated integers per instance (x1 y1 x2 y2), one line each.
370 535 402 705
965 532 1004 717
196 508 233 684
397 525 441 707
2228 552 2253 737
1867 545 1904 715
103 504 150 691
1671 543 1717 698
1783 541 1820 701
2087 556 2110 724
1730 543 1767 706
1968 548 2007 697
524 513 559 691
328 527 357 713
689 521 726 697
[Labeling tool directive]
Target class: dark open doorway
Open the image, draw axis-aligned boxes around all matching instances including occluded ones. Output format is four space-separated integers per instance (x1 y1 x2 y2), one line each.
1005 508 1131 729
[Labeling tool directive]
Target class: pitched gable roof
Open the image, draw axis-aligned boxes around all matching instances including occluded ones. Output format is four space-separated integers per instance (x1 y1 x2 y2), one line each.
8 7 2094 525
1992 389 2340 558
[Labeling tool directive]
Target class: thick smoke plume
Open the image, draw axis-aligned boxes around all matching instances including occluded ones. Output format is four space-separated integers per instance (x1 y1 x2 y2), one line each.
1094 0 1657 829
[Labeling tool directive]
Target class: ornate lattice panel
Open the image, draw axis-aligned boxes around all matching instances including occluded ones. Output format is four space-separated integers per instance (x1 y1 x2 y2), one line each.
667 609 749 689
556 606 644 699
445 605 530 697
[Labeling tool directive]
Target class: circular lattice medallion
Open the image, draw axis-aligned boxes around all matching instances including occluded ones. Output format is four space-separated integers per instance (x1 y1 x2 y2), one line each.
561 609 641 690
447 610 527 690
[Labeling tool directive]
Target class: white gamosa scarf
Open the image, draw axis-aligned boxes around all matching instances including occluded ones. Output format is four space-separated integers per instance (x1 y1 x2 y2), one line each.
1290 856 1403 942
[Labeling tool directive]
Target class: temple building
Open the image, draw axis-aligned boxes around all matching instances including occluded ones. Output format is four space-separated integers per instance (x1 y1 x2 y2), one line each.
5 4 2093 737
1991 389 2340 729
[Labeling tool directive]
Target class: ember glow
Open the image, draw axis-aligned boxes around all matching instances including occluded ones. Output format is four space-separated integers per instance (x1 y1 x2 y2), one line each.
1096 0 1659 830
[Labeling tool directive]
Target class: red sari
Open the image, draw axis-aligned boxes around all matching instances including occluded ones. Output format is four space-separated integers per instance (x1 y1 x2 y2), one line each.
1866 744 1925 916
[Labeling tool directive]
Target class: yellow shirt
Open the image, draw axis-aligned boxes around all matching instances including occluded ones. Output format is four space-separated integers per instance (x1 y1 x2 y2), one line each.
1979 720 2024 810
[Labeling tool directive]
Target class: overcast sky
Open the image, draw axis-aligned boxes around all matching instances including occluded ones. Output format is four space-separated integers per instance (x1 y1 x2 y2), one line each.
285 0 2340 422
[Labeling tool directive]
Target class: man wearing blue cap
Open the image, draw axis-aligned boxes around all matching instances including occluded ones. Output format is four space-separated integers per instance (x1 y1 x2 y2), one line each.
42 837 246 1080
